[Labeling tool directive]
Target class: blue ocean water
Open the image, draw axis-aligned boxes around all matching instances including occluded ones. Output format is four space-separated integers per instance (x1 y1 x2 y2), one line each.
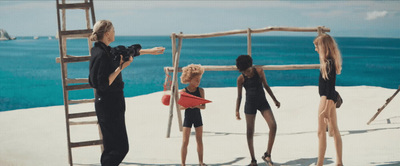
0 36 399 111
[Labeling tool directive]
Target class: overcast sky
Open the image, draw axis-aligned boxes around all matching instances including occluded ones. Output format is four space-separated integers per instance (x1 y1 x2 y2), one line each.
1 0 399 38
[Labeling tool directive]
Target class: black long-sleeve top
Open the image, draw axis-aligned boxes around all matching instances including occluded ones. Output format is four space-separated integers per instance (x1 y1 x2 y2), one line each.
318 59 337 102
89 42 124 94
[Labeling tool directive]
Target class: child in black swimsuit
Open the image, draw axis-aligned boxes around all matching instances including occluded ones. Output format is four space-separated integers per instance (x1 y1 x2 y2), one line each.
235 55 281 166
314 34 343 166
179 64 207 166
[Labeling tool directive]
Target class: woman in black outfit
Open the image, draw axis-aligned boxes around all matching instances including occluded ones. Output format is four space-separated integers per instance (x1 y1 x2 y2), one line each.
313 34 343 166
88 20 165 166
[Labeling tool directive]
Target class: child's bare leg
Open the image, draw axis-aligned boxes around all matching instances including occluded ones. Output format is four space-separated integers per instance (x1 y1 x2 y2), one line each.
261 109 276 163
195 126 204 165
317 100 328 166
328 107 343 165
181 127 191 166
245 114 256 160
261 109 277 154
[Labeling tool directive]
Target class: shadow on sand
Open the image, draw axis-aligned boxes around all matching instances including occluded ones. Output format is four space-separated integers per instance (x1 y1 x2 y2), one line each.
272 157 333 166
201 126 400 138
76 157 245 166
372 161 400 166
76 157 336 166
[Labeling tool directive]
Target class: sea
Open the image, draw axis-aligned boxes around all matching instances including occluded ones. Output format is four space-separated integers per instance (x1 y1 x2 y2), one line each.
0 36 399 112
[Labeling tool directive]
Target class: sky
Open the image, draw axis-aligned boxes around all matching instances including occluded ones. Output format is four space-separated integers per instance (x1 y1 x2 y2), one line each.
0 0 399 38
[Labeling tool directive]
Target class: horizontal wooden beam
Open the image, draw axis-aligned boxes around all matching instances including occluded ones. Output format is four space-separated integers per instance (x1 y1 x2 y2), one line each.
70 140 102 148
56 55 91 63
165 64 320 72
68 99 95 104
66 78 89 84
57 2 92 10
68 111 97 119
70 120 98 125
173 26 330 39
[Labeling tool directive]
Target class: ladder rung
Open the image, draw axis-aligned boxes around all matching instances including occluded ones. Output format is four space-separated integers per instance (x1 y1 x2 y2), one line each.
56 55 91 63
69 99 95 104
70 140 102 148
70 120 98 125
57 2 92 10
66 78 89 84
59 29 92 38
68 111 97 119
65 84 92 91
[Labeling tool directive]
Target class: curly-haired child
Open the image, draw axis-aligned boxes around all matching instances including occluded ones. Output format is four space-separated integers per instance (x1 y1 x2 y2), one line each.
179 64 207 166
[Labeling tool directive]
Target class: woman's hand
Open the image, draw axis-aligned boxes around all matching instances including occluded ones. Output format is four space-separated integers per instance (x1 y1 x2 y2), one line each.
120 55 133 70
149 47 165 55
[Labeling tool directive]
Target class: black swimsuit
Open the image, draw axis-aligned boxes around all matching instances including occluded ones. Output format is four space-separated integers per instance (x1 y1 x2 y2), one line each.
243 67 271 114
318 59 338 102
182 87 203 128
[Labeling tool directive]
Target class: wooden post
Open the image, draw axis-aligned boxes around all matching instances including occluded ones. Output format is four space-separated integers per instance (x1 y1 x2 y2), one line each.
367 85 400 125
166 36 183 138
317 26 323 35
175 32 183 132
171 33 177 65
247 28 252 56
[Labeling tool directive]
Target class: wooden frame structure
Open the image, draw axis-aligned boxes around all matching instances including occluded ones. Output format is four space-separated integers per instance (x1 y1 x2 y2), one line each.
165 26 330 138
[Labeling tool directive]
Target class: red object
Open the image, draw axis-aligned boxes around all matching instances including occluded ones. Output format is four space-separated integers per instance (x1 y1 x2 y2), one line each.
178 91 212 108
161 94 170 106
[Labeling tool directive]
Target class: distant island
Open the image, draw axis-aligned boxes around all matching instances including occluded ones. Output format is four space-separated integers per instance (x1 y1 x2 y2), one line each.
0 29 16 40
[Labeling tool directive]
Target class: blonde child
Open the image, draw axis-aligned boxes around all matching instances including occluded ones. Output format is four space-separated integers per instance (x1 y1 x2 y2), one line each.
179 64 207 166
313 34 343 166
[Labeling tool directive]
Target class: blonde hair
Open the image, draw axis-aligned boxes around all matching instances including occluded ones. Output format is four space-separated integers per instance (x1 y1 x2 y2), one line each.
180 64 205 84
90 20 113 41
314 34 342 80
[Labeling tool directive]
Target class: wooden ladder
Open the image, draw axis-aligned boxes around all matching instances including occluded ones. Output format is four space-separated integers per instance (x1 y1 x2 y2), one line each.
55 0 103 165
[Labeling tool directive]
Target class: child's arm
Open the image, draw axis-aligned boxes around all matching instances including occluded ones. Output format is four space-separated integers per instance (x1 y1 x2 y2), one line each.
258 68 281 108
236 75 244 120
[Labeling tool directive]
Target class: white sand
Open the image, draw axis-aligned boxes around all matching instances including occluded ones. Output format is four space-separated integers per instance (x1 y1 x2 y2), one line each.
0 86 399 166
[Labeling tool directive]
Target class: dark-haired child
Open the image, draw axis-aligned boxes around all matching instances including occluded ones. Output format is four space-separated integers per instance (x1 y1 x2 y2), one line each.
235 55 281 166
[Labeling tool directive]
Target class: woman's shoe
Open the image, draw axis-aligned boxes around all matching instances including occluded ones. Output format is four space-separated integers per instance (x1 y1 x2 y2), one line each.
248 159 258 166
262 152 274 166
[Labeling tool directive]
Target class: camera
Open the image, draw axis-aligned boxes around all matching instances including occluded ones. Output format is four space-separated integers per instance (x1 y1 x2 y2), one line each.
110 44 142 62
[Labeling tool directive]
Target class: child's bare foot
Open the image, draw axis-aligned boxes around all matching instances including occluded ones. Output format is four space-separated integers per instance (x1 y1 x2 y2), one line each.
199 163 207 166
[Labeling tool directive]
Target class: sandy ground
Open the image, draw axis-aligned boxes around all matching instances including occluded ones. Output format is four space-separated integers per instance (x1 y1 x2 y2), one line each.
0 86 399 166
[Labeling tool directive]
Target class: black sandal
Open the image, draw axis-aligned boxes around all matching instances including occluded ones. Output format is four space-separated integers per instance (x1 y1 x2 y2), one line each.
262 152 274 166
248 159 258 166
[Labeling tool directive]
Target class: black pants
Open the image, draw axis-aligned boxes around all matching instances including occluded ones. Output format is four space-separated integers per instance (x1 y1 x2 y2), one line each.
95 91 129 166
